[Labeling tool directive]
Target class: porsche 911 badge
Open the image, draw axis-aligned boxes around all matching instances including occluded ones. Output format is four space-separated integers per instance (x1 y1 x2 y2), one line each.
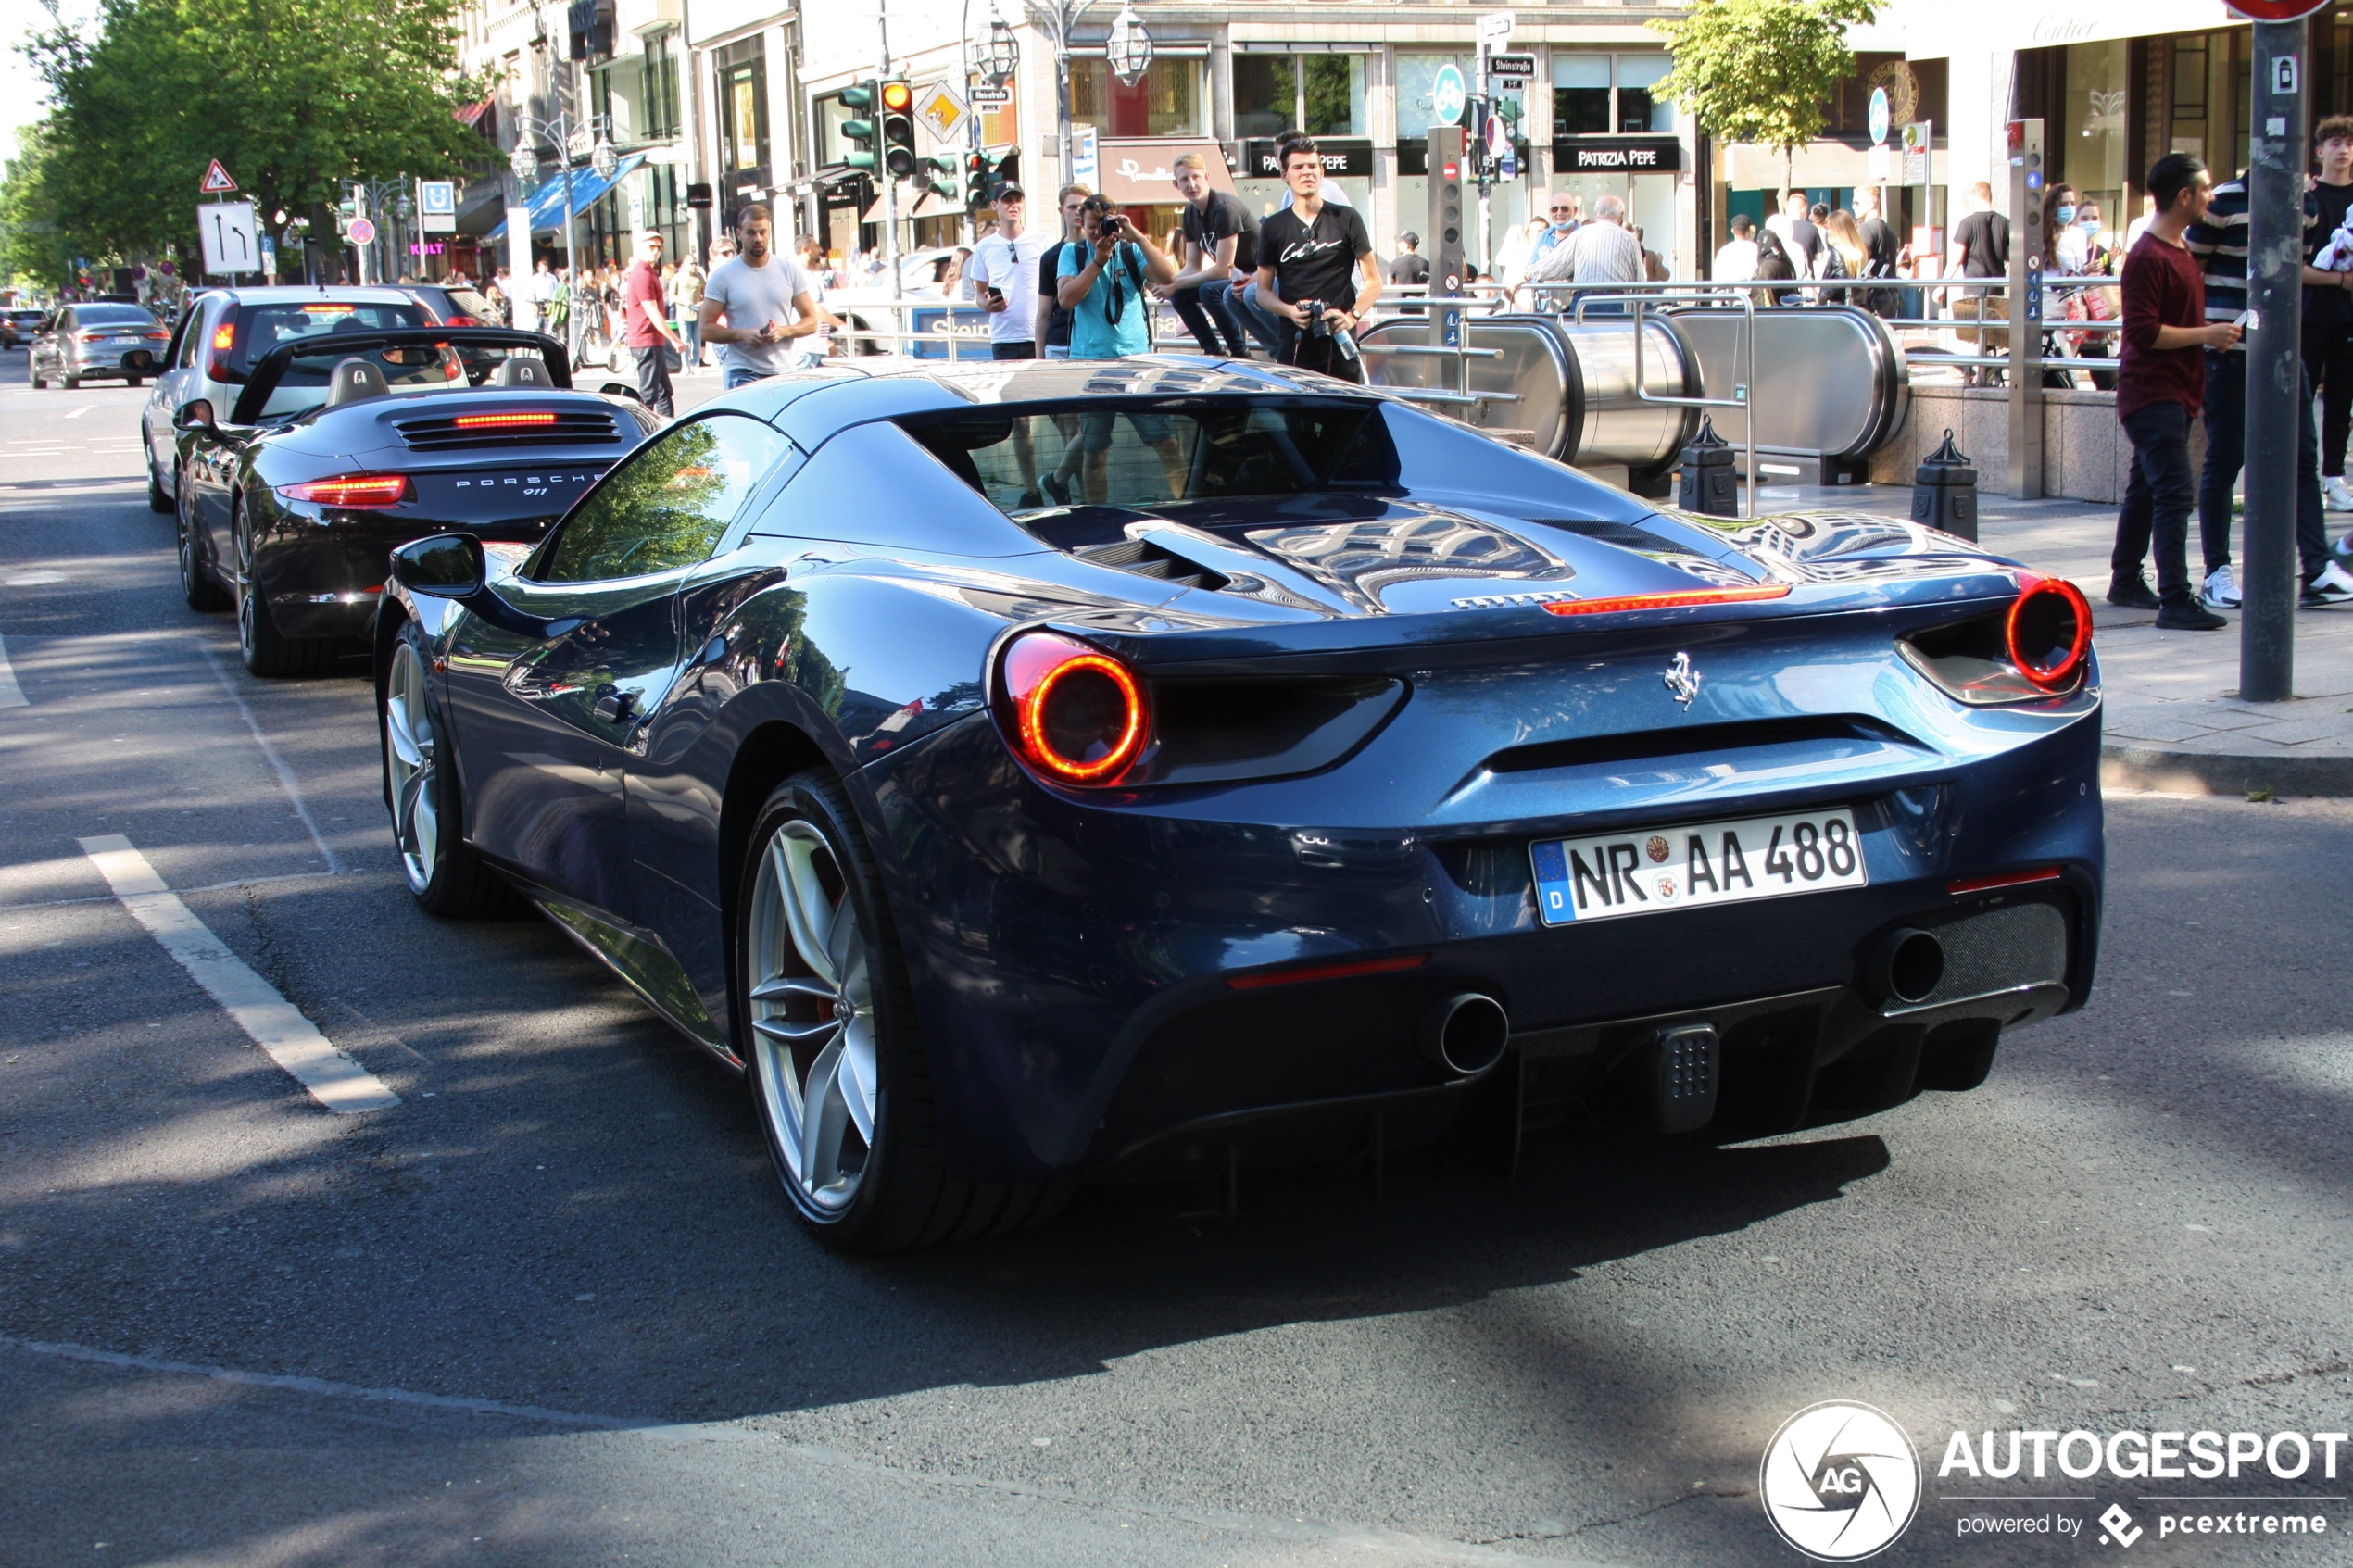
1664 650 1701 708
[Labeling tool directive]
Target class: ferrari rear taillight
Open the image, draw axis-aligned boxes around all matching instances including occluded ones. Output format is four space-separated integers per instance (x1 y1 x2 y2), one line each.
2005 573 2091 690
275 474 412 508
997 631 1148 784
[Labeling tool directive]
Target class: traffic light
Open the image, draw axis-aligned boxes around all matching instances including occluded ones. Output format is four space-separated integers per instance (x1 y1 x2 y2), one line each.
963 150 993 208
921 154 960 194
838 80 879 172
880 81 917 180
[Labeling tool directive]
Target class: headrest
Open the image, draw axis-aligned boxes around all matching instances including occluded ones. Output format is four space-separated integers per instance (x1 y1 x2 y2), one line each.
323 356 390 408
495 356 556 387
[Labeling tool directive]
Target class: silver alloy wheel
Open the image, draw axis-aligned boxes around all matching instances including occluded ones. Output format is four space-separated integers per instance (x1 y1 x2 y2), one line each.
748 818 879 1213
384 642 441 893
234 540 257 660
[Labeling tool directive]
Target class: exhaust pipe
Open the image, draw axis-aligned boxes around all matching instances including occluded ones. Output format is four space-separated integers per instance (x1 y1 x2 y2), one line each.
1419 992 1509 1078
1865 927 1945 1006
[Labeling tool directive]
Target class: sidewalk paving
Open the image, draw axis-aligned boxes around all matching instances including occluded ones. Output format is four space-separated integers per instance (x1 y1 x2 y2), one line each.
1762 481 2353 796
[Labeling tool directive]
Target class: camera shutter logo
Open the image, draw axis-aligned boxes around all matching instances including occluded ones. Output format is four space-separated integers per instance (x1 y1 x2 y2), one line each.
1759 1401 1921 1561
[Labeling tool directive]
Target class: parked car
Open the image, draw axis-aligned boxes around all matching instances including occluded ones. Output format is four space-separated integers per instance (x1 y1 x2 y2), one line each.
141 287 435 513
170 326 656 675
30 302 170 388
2 307 46 348
373 358 2106 1252
396 282 498 326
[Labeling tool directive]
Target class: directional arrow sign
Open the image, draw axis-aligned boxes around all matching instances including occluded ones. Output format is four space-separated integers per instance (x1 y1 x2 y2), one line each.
200 159 238 194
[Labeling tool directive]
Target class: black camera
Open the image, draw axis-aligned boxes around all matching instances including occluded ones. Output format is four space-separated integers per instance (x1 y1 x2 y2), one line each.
1093 212 1127 241
1297 298 1360 363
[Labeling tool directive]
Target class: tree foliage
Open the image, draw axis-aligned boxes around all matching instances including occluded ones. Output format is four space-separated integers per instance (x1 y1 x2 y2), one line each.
1649 0 1879 165
16 0 488 279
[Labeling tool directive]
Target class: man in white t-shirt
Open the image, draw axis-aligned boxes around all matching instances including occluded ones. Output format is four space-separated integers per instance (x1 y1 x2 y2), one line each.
1712 214 1761 282
697 204 830 389
964 185 1050 360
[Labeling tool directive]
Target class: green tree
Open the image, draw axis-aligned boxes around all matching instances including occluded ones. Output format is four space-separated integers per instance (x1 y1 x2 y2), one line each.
0 126 76 289
23 0 490 277
1648 0 1879 192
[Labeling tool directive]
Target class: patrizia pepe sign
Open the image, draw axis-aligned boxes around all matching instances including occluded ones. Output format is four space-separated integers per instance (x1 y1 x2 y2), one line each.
1554 136 1681 172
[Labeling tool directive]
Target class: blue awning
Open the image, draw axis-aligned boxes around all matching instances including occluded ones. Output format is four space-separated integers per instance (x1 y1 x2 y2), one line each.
485 152 648 240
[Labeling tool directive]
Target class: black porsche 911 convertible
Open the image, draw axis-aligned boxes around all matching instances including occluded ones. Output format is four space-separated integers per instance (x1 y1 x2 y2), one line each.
170 327 661 675
375 358 2103 1252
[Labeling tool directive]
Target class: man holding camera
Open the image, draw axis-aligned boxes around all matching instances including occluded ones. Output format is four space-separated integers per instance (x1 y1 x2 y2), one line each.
1054 195 1176 360
1252 135 1382 383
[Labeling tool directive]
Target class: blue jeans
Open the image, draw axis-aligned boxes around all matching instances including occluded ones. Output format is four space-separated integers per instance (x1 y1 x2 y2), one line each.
1234 282 1285 352
2114 401 2197 605
679 319 701 367
2198 348 2329 578
724 366 772 391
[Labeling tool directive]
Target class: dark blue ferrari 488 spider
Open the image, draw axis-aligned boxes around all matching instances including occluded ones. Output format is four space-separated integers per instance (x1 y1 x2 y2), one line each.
375 358 2102 1249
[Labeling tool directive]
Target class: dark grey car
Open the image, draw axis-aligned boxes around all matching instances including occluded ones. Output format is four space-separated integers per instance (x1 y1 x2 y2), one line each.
31 303 170 388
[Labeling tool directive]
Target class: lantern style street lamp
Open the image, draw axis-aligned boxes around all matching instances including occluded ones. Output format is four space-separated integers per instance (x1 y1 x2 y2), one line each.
1106 2 1151 88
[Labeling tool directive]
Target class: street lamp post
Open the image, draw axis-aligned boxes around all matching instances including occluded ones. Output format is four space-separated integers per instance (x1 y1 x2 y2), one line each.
962 0 1020 243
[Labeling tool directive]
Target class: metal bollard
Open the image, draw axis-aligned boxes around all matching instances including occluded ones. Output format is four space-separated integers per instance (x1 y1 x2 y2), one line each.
1676 416 1740 518
1910 429 1979 541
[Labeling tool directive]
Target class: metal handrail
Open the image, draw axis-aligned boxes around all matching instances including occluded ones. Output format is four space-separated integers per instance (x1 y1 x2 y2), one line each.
1568 284 1760 520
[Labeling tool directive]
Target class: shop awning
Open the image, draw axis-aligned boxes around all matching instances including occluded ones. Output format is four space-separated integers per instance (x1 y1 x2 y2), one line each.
454 97 494 128
485 152 647 239
1097 139 1235 207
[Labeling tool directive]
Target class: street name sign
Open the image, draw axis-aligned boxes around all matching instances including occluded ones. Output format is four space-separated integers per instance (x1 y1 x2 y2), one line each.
197 201 258 275
969 83 1011 105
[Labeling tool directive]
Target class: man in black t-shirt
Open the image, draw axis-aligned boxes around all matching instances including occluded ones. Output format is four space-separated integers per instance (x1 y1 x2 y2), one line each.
1389 232 1429 286
1156 152 1270 358
1252 135 1381 383
1031 183 1094 358
2307 115 2353 509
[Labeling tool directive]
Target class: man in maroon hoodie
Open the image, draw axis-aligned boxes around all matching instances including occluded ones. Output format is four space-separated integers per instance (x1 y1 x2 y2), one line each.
2112 153 2244 630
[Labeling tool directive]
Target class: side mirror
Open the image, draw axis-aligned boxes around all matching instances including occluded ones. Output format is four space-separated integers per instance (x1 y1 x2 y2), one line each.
599 381 645 404
173 398 215 431
389 533 485 599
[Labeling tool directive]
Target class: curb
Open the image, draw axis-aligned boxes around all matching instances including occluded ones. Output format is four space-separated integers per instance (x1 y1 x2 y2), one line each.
2101 744 2353 798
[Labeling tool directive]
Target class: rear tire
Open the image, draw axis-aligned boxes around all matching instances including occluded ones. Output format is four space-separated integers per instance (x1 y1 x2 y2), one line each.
234 509 336 676
148 464 172 514
30 366 44 389
61 372 79 390
381 620 511 918
737 770 1066 1250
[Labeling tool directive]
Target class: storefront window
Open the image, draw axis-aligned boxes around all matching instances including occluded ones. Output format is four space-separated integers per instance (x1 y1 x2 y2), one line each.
1305 56 1366 136
1234 54 1295 140
643 31 681 143
2066 39 2128 216
1553 55 1611 138
1617 56 1674 133
1397 53 1524 141
718 53 767 174
1072 56 1207 137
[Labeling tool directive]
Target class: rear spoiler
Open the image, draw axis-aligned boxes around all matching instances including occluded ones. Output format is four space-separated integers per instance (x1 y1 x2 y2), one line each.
230 327 570 424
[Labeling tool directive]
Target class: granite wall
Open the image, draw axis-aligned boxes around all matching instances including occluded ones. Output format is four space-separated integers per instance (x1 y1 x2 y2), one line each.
1867 385 2207 507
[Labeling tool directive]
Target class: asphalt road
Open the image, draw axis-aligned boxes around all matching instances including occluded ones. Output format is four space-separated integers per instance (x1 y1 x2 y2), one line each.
1 346 2348 1568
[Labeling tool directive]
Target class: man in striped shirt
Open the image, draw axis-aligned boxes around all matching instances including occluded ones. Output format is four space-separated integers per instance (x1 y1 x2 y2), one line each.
2184 169 2353 608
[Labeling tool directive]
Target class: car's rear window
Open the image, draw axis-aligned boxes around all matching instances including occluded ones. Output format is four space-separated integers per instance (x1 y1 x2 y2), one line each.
230 302 430 373
76 306 157 327
443 290 493 321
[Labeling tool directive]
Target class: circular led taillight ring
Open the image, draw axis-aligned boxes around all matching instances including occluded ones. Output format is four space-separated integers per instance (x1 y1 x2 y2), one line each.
1000 633 1148 784
2005 574 2092 690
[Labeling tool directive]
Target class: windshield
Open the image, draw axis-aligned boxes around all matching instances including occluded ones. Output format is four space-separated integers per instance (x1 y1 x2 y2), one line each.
254 339 557 420
901 402 1396 522
76 305 157 327
230 301 430 374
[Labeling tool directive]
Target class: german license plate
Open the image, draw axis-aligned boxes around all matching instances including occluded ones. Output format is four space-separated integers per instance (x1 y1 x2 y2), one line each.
1530 808 1867 926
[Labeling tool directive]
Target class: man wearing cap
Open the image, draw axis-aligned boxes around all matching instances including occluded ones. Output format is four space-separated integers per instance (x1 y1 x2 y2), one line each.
1388 232 1429 287
622 230 683 416
966 184 1049 361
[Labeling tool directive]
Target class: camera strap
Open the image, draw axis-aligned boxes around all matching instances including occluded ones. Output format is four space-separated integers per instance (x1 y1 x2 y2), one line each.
1103 243 1143 327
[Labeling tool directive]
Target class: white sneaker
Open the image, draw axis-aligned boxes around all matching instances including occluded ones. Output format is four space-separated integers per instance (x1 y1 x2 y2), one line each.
2201 564 2243 609
2325 476 2353 512
2304 559 2353 605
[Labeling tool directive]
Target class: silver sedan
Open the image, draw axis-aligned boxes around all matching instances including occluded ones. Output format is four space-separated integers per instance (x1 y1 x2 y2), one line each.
31 302 170 388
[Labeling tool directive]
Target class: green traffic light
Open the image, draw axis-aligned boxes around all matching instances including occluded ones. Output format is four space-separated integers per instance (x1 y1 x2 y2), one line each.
840 118 876 144
840 83 875 112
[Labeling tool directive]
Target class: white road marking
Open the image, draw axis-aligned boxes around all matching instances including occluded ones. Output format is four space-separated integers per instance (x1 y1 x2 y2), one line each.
5 571 66 586
76 835 396 1113
0 633 25 709
63 404 92 419
200 646 341 874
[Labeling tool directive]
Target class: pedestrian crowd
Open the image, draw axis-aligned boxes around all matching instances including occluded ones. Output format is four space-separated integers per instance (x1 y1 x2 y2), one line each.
2108 126 2353 629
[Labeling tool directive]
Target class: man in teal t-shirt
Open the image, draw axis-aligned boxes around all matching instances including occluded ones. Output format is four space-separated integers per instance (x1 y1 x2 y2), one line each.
1055 196 1176 359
